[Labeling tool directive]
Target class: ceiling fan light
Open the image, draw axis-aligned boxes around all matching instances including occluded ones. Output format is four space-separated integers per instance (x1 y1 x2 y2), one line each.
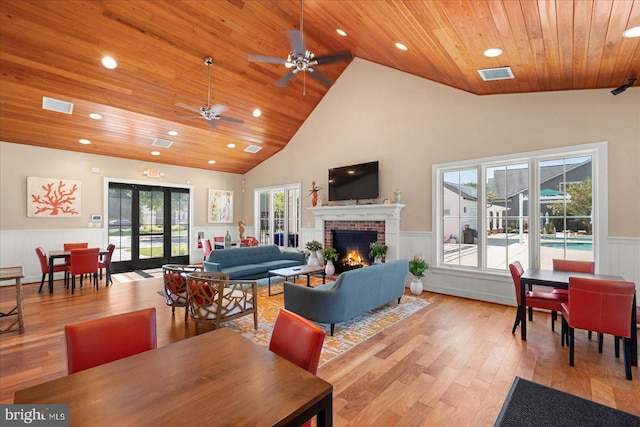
622 26 640 38
285 62 294 68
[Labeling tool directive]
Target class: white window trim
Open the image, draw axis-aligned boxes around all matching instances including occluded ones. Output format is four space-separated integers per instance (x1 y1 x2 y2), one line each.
254 183 302 248
432 141 607 274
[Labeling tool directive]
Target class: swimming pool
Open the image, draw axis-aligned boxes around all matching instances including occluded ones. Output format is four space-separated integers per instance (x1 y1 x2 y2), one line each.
541 242 593 251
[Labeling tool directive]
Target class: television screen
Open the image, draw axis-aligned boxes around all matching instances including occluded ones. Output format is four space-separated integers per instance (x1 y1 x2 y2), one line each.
328 161 379 201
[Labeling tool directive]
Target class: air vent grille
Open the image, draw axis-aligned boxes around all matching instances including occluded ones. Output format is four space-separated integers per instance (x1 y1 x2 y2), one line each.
42 96 74 114
244 145 262 154
478 67 514 81
152 138 174 148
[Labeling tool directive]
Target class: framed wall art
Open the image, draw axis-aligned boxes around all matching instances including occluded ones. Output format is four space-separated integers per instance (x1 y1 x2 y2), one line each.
27 177 81 217
207 189 233 223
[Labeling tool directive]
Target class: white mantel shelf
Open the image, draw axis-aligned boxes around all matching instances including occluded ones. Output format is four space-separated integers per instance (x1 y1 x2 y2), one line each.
308 204 405 221
309 204 405 261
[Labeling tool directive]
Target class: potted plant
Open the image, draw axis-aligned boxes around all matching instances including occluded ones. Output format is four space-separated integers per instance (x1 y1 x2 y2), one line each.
305 240 323 266
408 257 429 295
369 242 388 264
322 247 338 275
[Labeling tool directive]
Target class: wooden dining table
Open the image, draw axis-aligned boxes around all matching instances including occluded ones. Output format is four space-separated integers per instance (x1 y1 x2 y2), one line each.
519 268 637 366
47 249 109 294
14 327 333 426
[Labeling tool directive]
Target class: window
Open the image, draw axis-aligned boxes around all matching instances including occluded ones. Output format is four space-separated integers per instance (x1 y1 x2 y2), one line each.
255 184 301 248
435 144 600 272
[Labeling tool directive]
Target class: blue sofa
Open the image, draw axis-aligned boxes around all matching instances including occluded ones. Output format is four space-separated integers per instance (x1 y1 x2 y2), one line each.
283 259 409 335
203 245 306 280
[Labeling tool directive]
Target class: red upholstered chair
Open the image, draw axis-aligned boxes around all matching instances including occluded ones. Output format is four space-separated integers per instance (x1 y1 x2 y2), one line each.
560 277 635 380
213 236 224 249
269 309 325 427
67 248 100 294
241 236 259 247
162 264 202 322
65 308 157 374
35 247 68 293
202 239 213 261
64 242 88 250
98 244 116 285
510 261 566 333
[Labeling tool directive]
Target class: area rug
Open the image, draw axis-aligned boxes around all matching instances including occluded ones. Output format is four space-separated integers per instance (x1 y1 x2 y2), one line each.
495 377 640 426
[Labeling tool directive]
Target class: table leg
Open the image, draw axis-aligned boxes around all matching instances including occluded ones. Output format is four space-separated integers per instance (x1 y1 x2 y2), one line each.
632 294 637 366
307 274 311 287
48 256 54 293
268 273 272 296
316 392 333 427
15 277 24 332
520 281 527 340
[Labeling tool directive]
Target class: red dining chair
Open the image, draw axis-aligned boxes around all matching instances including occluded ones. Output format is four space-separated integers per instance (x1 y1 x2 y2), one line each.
269 308 325 427
510 261 566 333
560 277 635 380
35 247 68 293
67 248 100 294
65 308 157 374
241 236 259 247
202 239 213 261
64 242 89 250
98 244 116 285
213 236 224 249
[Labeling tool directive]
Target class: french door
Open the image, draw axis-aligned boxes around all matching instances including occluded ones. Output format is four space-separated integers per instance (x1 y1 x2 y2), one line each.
108 183 190 272
255 185 301 248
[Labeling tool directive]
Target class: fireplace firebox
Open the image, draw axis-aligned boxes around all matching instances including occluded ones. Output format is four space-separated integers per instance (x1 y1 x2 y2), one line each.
332 230 377 273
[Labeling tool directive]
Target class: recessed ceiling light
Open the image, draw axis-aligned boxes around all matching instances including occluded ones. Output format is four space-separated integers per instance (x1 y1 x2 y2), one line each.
227 143 236 148
395 42 408 51
89 113 102 120
78 139 91 145
101 56 117 69
208 160 216 165
623 26 640 38
483 48 503 58
168 130 178 136
151 151 160 156
252 109 262 117
336 29 347 37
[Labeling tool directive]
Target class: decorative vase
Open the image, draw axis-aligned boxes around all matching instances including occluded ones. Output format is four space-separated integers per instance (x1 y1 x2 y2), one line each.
374 257 382 264
410 275 423 295
311 191 318 207
308 251 320 266
325 260 335 276
316 250 325 266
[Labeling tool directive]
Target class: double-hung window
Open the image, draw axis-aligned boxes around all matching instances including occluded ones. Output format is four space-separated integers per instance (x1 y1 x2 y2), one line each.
435 143 601 272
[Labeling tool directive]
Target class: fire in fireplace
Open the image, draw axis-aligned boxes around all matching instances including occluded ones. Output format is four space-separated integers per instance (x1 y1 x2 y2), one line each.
332 230 378 273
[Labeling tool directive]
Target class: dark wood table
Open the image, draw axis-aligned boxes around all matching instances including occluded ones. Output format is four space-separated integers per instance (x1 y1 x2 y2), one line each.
268 265 326 296
520 268 637 366
47 249 109 294
14 328 333 426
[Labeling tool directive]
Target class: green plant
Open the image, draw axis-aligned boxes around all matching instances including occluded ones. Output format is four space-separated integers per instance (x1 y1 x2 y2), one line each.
409 257 429 277
305 240 322 251
323 247 338 261
369 242 388 258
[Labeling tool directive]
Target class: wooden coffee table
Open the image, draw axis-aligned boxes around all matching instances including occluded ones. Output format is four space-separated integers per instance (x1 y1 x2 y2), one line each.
268 265 326 296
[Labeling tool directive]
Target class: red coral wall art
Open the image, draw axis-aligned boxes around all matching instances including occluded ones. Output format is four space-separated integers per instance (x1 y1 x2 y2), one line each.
27 177 81 217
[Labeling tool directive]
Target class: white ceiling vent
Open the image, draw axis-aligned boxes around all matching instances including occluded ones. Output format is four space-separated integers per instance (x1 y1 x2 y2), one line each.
152 138 174 148
42 96 74 114
244 145 262 154
478 66 514 81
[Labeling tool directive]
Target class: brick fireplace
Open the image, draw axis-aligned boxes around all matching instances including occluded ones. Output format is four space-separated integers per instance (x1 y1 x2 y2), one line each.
309 204 405 262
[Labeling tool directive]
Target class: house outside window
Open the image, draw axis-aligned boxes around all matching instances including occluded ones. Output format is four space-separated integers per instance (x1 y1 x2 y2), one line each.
435 145 598 272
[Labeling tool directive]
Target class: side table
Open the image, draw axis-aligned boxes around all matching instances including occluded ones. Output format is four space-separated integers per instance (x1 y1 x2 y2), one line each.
0 266 25 334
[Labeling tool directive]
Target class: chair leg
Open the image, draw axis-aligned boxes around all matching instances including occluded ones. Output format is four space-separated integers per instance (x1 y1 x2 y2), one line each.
598 333 604 353
569 327 575 366
551 311 557 332
561 317 567 347
184 305 188 323
528 306 533 321
39 274 46 293
615 336 621 358
624 337 632 380
71 276 76 295
94 272 99 291
588 330 592 340
512 309 521 334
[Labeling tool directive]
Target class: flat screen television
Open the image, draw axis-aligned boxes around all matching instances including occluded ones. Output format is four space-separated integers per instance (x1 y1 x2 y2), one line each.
328 161 379 202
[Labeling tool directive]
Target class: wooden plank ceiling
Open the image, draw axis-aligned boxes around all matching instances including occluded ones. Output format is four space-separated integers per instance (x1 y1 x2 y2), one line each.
1 0 638 174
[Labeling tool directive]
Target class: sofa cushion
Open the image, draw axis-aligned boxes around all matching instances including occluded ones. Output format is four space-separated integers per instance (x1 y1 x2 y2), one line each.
223 264 267 280
260 259 302 270
207 245 285 268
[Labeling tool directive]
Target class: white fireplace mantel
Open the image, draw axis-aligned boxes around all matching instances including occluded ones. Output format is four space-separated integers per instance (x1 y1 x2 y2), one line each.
309 204 405 261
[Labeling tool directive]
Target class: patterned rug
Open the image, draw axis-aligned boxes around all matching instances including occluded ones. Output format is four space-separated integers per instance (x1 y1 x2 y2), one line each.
114 269 430 366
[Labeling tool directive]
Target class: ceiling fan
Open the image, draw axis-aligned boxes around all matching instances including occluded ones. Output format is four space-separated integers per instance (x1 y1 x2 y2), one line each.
248 0 352 88
175 57 244 127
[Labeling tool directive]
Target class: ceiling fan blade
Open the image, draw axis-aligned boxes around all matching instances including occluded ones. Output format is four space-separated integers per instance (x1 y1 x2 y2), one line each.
209 104 228 116
175 103 201 114
315 52 353 65
206 118 218 128
218 116 244 124
307 68 334 86
248 54 287 64
177 115 203 120
275 69 298 87
287 29 306 55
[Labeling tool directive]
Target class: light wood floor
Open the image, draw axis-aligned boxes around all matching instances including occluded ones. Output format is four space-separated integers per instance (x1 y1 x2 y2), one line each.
1 275 638 425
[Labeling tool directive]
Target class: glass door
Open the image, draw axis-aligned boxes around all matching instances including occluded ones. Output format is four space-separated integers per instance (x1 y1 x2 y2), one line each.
109 183 189 272
255 185 300 248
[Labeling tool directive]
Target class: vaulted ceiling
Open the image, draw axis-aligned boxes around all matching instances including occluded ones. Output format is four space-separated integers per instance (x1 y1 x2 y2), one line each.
1 1 638 174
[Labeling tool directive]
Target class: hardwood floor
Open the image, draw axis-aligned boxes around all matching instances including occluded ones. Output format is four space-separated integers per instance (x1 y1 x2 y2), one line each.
1 275 638 425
